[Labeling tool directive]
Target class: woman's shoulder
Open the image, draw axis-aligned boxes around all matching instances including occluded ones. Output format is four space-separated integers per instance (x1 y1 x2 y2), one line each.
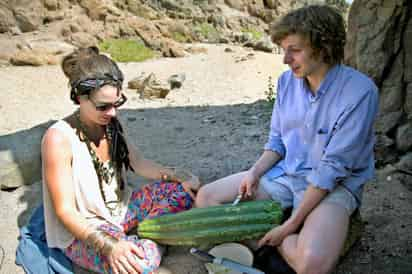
42 120 74 153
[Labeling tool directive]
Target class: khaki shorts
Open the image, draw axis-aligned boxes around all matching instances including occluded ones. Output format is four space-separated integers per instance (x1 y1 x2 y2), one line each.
260 175 358 216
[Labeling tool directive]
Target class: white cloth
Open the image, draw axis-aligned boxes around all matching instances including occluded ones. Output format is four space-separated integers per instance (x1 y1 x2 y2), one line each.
42 120 131 249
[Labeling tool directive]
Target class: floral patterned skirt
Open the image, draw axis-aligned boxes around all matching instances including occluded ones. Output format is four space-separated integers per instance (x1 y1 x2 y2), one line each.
64 181 193 274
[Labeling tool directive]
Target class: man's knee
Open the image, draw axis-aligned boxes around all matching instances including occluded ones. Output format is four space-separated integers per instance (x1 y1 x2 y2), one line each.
297 247 335 274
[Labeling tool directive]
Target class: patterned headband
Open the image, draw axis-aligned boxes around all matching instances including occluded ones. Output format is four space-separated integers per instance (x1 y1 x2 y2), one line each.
71 73 123 96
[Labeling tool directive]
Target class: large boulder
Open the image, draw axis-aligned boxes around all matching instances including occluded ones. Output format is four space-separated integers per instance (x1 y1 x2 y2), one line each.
0 121 53 190
0 4 16 33
406 83 412 119
79 0 121 20
345 0 408 84
345 0 412 168
10 38 75 66
12 0 45 32
10 49 57 66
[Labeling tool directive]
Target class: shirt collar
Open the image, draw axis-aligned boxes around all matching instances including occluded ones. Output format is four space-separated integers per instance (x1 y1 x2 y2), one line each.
301 64 341 100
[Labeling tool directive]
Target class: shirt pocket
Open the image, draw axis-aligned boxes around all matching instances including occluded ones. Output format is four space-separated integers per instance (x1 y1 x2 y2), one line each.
308 128 329 167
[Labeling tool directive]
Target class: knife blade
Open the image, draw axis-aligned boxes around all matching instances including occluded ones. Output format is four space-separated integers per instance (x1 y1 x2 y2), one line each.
232 193 243 206
190 247 215 262
190 248 265 274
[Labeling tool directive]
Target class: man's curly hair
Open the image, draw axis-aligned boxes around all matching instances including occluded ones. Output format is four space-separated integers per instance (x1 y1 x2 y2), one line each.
271 5 346 65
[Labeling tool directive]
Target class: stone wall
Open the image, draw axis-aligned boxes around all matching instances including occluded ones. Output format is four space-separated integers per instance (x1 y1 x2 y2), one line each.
345 0 412 174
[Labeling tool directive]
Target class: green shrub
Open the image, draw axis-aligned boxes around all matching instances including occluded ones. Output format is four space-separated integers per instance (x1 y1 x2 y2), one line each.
241 28 263 41
194 22 219 41
98 39 155 62
265 76 276 104
171 32 190 43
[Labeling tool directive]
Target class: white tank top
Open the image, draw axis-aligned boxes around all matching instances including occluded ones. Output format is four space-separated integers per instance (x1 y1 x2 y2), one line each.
42 120 132 249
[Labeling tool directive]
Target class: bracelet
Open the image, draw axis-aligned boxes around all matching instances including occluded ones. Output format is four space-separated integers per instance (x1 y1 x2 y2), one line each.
161 172 179 182
85 229 119 256
161 173 171 182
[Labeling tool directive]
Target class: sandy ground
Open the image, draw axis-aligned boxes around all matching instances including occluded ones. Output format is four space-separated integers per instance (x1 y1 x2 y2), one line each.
0 43 411 274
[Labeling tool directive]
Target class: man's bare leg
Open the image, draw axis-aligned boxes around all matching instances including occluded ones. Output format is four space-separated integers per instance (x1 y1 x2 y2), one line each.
195 171 271 207
278 202 350 274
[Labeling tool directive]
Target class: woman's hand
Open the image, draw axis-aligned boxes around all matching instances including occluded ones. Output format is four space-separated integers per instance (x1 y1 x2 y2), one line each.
238 170 260 199
181 175 201 199
107 240 145 274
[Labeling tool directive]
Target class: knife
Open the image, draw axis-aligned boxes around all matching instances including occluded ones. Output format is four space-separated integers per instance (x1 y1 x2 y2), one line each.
232 193 243 206
190 248 265 274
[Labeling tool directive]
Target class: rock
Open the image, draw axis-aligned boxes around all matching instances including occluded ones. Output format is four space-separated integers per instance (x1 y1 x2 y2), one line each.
395 152 412 192
224 0 246 11
209 14 226 28
128 72 147 90
247 4 266 20
9 26 22 35
69 23 82 33
27 39 76 56
0 52 10 65
44 0 58 11
234 32 253 43
376 164 397 179
79 0 109 20
374 111 403 134
345 0 411 166
0 121 52 189
168 73 186 89
13 2 44 32
69 32 98 48
43 11 65 23
396 123 412 152
265 0 277 9
127 1 158 20
126 17 163 50
405 83 412 118
10 49 57 66
219 37 230 43
161 39 186 57
345 0 406 83
252 37 274 53
128 72 170 99
404 16 412 82
395 152 412 173
375 134 397 166
0 5 16 33
185 46 208 54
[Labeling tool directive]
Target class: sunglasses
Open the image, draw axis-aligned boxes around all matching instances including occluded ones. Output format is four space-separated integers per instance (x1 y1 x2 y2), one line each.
89 93 127 111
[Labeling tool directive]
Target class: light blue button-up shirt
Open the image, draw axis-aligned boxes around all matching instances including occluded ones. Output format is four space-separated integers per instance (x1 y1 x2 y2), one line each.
264 64 379 203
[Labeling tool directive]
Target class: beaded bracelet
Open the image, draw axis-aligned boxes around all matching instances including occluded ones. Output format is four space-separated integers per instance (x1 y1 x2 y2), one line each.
85 229 118 256
160 172 180 183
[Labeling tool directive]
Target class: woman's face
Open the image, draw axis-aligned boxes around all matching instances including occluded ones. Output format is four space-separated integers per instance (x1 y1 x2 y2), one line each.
80 85 124 125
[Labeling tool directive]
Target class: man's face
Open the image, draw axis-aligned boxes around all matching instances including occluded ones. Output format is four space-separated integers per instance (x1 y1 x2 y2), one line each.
280 34 325 79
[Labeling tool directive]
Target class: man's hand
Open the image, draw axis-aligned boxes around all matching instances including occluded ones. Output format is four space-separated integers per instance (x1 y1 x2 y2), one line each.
238 170 260 199
108 240 145 274
258 220 297 247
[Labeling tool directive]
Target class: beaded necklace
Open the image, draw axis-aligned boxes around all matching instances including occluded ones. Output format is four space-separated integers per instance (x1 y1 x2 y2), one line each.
75 112 123 216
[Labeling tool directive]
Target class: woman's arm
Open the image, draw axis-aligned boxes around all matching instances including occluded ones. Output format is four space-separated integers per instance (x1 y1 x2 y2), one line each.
126 136 201 198
43 128 145 273
126 139 175 181
42 128 91 241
